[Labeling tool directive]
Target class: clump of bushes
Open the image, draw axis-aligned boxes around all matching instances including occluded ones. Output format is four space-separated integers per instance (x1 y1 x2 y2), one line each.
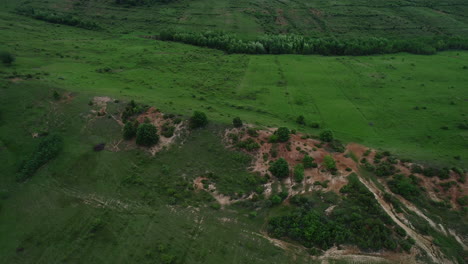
17 135 63 181
375 161 396 177
388 174 421 201
303 154 317 168
136 123 159 146
189 111 208 128
268 174 406 251
16 7 99 30
269 158 289 179
236 138 260 151
161 122 175 138
121 100 149 122
247 128 258 137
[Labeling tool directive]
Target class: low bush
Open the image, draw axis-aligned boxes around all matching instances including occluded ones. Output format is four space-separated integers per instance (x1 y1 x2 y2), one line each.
161 122 175 138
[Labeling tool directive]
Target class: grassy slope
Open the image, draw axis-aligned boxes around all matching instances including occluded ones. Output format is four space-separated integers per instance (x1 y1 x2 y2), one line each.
1 11 466 167
4 0 468 39
0 81 310 263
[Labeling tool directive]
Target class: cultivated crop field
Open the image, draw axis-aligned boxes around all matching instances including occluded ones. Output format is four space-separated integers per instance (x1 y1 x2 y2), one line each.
1 1 467 264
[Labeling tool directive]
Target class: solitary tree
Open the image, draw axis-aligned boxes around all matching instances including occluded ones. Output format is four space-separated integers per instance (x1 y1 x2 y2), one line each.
319 130 334 142
232 117 243 128
189 111 208 128
136 123 159 146
269 158 289 179
276 127 290 142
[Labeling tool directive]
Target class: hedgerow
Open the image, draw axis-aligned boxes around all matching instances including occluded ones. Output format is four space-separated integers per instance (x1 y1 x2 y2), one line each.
155 30 468 56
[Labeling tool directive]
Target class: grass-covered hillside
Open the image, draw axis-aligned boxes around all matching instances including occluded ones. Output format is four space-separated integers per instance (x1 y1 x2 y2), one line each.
0 1 467 264
3 0 468 39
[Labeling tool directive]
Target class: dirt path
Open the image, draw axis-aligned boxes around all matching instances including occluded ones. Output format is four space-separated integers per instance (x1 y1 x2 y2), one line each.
357 176 452 264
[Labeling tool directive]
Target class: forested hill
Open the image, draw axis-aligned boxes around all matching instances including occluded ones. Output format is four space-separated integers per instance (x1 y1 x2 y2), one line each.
5 0 468 39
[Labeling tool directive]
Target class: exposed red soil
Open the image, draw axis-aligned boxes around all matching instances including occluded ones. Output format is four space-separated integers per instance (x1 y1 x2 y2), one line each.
135 107 186 155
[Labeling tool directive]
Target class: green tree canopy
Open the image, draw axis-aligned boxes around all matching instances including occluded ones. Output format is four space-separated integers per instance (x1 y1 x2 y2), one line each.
190 111 208 128
269 158 290 179
136 123 159 146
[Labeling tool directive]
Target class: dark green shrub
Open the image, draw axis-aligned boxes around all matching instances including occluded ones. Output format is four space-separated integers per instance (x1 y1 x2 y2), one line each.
269 158 289 179
275 127 290 142
323 155 336 171
0 51 15 65
123 120 139 139
189 111 208 128
268 134 279 143
17 134 63 181
136 123 159 146
388 174 420 200
457 196 468 206
296 115 305 125
53 91 60 100
310 122 320 128
270 195 282 205
319 130 333 142
303 154 315 168
294 164 304 182
375 162 396 177
247 128 259 137
161 122 175 138
410 164 423 174
232 117 243 128
237 138 260 151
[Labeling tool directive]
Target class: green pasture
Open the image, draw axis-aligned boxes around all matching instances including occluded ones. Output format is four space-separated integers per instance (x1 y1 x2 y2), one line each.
3 0 468 39
1 11 466 167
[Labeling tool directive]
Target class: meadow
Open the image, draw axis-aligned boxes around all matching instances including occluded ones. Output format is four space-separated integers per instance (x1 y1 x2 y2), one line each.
1 2 467 263
4 0 468 39
1 11 466 167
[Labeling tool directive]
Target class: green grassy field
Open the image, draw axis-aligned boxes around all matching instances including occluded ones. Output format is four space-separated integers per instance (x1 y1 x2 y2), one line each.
3 0 468 39
0 81 313 263
1 3 468 263
1 11 466 167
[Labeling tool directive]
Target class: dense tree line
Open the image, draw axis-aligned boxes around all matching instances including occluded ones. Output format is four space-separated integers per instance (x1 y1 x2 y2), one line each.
114 0 174 6
16 7 99 30
156 30 468 56
268 174 410 251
